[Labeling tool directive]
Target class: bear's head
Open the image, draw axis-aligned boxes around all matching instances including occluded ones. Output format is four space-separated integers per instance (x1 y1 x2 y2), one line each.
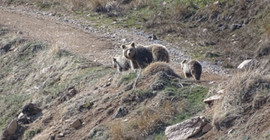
121 42 136 60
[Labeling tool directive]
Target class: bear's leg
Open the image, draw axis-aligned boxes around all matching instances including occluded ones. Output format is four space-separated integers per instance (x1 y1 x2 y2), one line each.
191 70 200 81
185 73 192 78
131 60 139 69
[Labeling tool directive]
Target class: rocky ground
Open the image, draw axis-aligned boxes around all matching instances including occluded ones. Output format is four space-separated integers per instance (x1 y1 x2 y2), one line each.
0 5 228 76
0 1 269 140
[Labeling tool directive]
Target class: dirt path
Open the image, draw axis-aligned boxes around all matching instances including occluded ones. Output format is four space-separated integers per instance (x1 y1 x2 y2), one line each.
0 6 228 80
0 7 115 65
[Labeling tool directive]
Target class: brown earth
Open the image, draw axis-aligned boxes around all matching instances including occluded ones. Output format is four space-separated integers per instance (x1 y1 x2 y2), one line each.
0 7 114 66
0 6 224 140
0 6 225 81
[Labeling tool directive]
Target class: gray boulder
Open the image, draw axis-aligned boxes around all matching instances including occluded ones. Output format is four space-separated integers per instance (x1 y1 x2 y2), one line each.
165 116 211 140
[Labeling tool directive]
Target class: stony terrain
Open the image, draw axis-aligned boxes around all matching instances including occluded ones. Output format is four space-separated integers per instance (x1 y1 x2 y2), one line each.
0 1 269 140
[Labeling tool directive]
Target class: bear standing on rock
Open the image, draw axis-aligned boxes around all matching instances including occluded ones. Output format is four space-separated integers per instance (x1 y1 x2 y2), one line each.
121 42 170 69
181 59 202 81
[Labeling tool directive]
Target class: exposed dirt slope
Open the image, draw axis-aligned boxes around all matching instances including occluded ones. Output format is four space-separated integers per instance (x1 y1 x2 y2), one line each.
0 6 227 77
0 5 224 140
0 7 113 65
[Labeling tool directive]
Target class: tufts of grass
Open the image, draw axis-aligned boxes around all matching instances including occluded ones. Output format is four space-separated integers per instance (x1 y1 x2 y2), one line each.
117 72 137 87
213 60 270 131
0 35 111 134
25 128 41 140
35 1 53 10
135 89 155 102
173 86 208 123
110 106 168 140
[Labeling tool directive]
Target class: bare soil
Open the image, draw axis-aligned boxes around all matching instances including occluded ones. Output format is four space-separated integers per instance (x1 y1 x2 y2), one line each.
0 6 227 78
0 5 226 140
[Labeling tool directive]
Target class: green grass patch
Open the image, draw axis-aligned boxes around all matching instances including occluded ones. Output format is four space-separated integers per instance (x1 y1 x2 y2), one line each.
154 132 166 140
117 72 137 86
174 86 208 123
0 94 30 132
25 128 42 140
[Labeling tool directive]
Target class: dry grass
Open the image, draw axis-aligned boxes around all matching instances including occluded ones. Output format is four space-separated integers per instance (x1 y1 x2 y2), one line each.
142 62 180 78
171 2 194 20
110 101 175 139
256 39 270 58
212 59 270 130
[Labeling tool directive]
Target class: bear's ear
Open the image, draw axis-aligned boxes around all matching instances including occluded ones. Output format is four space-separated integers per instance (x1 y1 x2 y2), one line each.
131 42 135 48
121 45 126 49
182 59 187 64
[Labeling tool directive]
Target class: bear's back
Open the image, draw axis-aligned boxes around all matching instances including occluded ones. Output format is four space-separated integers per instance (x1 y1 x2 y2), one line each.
135 46 153 68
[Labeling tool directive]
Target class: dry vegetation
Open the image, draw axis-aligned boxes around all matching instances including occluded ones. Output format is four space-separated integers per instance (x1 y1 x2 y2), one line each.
3 0 268 67
198 59 270 139
0 0 270 139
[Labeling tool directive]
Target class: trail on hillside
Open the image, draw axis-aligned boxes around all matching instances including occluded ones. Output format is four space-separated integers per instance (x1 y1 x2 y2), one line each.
0 6 227 78
0 7 114 65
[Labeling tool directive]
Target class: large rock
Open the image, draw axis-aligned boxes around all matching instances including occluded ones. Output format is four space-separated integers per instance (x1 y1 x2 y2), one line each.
165 116 211 140
2 119 18 140
6 119 18 135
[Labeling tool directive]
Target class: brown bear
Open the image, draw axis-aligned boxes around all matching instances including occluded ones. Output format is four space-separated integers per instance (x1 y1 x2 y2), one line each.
112 55 131 72
181 59 202 81
121 42 170 69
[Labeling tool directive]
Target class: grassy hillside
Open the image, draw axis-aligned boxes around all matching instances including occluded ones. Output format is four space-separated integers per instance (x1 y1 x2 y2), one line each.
0 24 112 134
0 0 270 139
0 24 209 140
2 0 269 67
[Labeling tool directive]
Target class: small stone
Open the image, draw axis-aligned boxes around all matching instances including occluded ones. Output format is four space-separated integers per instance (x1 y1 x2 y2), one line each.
202 28 208 32
71 119 82 129
49 13 56 16
103 82 111 87
148 34 157 40
114 106 128 118
68 87 77 95
202 123 213 133
17 31 23 34
237 59 254 69
217 89 224 94
58 133 65 137
203 95 222 106
228 129 234 134
121 38 127 43
213 1 219 5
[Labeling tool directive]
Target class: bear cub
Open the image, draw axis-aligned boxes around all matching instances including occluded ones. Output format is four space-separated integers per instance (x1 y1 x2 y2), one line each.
112 55 131 72
121 42 170 69
181 59 202 81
